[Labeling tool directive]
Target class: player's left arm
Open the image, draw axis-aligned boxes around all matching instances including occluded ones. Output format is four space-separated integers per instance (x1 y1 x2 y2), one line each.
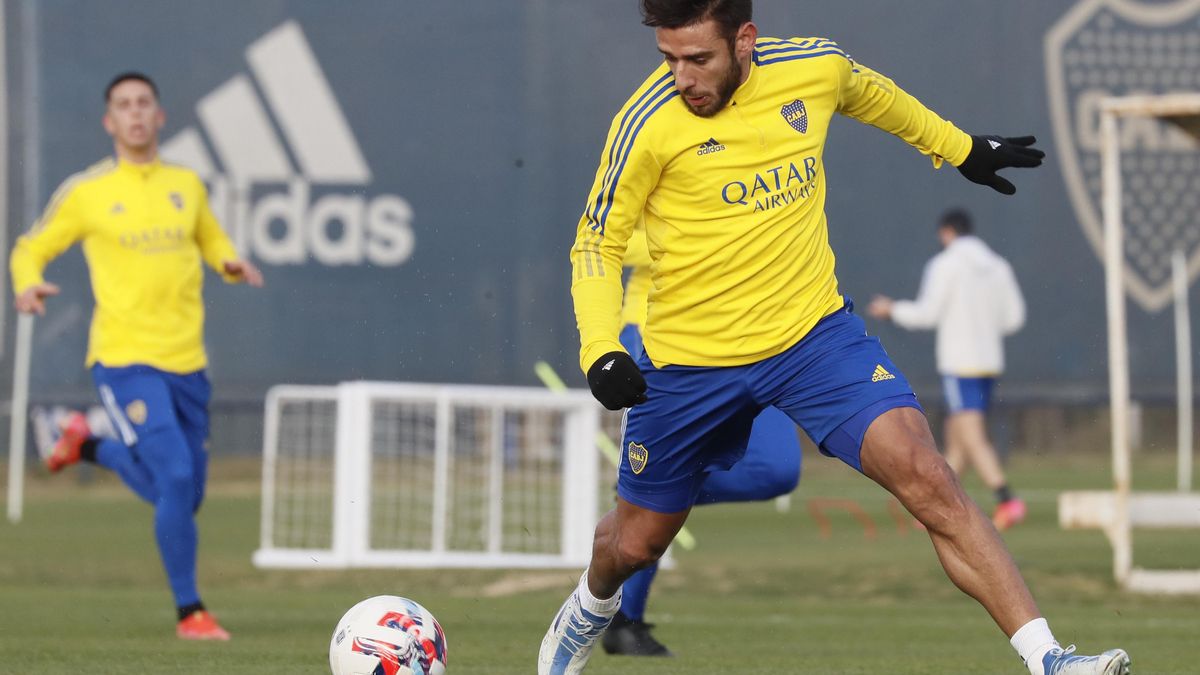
832 49 1044 195
887 256 951 330
193 178 263 287
997 259 1026 335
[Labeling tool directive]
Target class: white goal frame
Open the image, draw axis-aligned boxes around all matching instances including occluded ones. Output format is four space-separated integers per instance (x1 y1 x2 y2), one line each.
253 381 602 569
1059 93 1200 594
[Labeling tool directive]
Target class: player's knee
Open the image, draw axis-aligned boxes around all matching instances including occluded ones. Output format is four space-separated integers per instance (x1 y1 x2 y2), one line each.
158 468 195 498
768 464 801 498
614 533 669 571
905 461 972 529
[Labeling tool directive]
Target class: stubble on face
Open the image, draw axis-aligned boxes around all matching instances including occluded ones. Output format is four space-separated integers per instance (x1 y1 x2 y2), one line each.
681 45 743 118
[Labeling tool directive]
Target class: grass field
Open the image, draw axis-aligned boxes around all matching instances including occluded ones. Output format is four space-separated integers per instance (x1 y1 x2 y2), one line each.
2 451 1196 674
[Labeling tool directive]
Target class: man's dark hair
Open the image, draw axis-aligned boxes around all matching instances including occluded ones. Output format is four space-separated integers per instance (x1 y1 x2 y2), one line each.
105 72 158 103
938 208 973 235
640 0 752 41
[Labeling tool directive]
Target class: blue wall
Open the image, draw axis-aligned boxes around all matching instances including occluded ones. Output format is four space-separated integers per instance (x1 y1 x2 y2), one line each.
8 0 1199 401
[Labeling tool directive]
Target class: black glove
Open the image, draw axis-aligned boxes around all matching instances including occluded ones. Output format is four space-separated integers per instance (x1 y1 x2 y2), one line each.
586 351 647 410
956 135 1045 195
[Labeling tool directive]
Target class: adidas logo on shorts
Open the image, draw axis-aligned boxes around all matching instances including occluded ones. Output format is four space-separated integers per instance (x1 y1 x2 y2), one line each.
871 364 895 382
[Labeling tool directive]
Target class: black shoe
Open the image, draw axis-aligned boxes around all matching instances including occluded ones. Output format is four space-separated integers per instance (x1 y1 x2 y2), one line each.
601 612 673 657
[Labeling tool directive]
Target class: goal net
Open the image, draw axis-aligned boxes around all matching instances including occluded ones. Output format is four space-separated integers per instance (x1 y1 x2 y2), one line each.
1058 92 1200 594
253 381 602 569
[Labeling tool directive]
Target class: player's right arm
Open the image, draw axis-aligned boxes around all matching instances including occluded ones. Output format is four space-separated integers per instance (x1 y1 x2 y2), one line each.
10 178 89 314
570 77 665 375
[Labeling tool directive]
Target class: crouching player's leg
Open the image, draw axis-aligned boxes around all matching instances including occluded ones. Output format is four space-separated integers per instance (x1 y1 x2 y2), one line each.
605 406 801 657
779 304 1128 675
92 364 229 641
539 359 761 675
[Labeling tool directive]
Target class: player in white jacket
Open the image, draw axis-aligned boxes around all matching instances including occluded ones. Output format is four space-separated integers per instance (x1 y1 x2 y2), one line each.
868 209 1028 529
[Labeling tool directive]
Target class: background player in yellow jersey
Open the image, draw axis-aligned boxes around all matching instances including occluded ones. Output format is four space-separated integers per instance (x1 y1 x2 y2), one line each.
10 73 262 641
539 2 1130 674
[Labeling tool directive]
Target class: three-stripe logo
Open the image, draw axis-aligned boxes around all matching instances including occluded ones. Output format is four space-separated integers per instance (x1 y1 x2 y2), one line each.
161 20 414 267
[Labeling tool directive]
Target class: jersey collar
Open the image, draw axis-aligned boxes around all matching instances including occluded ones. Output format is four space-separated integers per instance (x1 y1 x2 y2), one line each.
729 60 761 107
116 155 162 178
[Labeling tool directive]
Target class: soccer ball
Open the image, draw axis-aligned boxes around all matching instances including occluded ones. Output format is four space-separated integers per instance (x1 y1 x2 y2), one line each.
329 595 448 675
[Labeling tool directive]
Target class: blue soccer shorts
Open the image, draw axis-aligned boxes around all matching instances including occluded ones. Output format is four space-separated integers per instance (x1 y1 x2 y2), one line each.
941 375 996 413
619 300 920 513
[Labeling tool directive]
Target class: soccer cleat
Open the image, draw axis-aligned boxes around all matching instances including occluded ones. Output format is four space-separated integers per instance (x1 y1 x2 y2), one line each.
44 411 90 473
176 610 231 641
538 590 616 675
993 498 1028 530
1042 645 1130 675
601 612 673 657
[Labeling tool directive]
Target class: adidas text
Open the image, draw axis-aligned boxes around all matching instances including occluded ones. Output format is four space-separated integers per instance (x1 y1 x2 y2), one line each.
161 20 415 268
697 138 727 155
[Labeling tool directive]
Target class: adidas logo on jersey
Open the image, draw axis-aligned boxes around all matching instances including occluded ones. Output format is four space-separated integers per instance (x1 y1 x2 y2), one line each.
697 137 727 155
160 20 414 267
871 364 896 382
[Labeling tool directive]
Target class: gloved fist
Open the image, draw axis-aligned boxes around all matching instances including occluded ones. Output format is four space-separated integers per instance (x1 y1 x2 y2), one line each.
956 135 1045 195
586 351 648 410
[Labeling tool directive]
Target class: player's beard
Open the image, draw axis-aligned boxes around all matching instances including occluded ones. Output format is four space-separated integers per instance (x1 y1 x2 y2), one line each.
682 54 744 118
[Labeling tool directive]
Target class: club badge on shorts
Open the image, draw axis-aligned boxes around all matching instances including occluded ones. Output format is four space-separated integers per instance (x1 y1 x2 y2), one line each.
125 400 148 425
627 442 648 475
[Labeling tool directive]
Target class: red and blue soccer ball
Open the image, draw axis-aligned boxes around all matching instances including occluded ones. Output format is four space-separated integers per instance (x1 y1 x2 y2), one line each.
329 595 448 675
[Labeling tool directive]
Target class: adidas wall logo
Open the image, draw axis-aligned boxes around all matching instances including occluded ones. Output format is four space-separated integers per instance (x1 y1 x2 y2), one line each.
160 20 414 267
871 364 896 382
696 137 727 155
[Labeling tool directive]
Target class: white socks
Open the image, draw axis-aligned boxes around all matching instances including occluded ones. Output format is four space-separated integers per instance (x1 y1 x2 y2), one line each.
1010 617 1059 675
575 570 621 616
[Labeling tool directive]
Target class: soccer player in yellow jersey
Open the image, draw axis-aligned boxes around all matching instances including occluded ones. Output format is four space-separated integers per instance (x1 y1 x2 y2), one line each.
539 2 1130 674
10 73 262 641
604 224 802 658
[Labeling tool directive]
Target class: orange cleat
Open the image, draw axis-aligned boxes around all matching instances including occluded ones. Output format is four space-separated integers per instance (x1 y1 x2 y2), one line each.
45 412 90 473
176 610 231 641
992 498 1027 531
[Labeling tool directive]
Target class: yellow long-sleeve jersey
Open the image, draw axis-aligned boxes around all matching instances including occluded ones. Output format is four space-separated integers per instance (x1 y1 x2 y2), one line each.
10 157 241 374
571 37 972 372
619 226 653 328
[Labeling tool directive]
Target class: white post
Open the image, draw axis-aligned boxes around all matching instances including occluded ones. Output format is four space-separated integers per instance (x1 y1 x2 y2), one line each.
560 403 599 563
257 388 282 551
1174 251 1193 492
333 382 373 566
1100 106 1131 583
430 392 451 554
6 314 33 523
487 406 505 555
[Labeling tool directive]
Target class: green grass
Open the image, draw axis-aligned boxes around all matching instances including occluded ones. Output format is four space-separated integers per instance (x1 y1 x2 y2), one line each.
1 452 1196 674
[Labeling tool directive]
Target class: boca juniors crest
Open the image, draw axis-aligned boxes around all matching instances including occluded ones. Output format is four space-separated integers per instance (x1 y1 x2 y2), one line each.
1045 0 1200 311
780 99 808 133
627 442 648 475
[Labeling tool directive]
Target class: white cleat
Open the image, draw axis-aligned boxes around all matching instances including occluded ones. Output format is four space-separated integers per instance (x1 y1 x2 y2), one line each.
537 590 616 675
1042 646 1131 675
